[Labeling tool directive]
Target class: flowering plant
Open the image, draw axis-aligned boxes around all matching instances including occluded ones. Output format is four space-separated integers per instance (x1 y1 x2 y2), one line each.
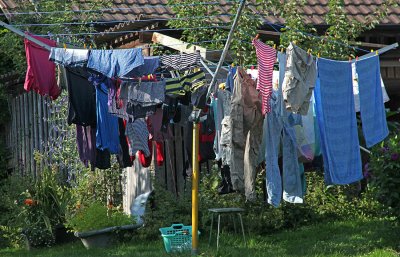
15 190 55 247
14 168 72 247
369 134 400 218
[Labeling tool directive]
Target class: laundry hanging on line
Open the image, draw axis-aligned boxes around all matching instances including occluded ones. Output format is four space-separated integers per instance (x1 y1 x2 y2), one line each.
19 33 393 206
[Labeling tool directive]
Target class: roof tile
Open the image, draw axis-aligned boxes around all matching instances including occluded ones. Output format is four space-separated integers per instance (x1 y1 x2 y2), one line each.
0 0 399 25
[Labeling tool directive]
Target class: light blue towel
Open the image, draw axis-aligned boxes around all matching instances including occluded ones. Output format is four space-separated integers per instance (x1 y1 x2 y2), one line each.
315 58 362 185
356 55 389 148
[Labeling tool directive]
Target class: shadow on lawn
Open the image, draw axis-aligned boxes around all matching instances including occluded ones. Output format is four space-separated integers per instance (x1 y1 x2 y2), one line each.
204 219 399 257
1 219 398 257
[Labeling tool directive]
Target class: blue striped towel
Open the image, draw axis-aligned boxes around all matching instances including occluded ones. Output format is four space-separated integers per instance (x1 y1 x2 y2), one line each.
356 55 389 147
315 58 362 185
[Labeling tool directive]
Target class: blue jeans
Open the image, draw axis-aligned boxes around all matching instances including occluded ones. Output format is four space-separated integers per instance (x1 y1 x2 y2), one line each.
87 49 144 78
264 109 303 207
264 52 303 207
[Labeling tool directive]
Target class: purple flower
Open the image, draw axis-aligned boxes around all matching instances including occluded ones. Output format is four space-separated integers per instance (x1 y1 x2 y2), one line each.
381 147 389 153
391 153 399 161
363 170 371 179
364 162 370 172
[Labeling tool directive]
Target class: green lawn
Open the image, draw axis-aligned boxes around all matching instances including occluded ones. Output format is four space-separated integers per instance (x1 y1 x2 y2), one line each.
1 218 399 257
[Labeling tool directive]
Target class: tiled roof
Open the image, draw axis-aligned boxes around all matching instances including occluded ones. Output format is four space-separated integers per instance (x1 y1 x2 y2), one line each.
1 0 400 26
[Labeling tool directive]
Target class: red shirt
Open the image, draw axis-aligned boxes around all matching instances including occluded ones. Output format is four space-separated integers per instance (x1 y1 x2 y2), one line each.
24 34 60 99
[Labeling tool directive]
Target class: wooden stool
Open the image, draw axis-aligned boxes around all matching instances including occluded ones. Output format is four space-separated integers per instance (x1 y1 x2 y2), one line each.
208 207 245 248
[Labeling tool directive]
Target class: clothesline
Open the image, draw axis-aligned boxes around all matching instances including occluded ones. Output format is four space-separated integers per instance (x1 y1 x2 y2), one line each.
36 25 230 37
0 1 241 16
251 9 371 54
51 39 227 53
265 22 370 53
13 14 235 27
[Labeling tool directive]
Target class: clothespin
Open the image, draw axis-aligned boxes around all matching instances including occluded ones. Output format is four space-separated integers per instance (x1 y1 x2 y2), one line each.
349 56 352 62
63 43 67 50
273 44 276 49
231 63 235 68
293 40 297 45
251 66 254 70
317 53 320 58
281 48 284 53
84 43 87 49
89 45 92 49
356 56 359 61
307 49 311 56
254 34 259 40
148 74 151 80
376 50 378 55
371 49 374 53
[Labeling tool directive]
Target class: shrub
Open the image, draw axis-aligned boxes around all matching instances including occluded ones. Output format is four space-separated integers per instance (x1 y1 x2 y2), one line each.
369 134 400 219
0 173 35 248
14 167 72 247
140 163 386 239
66 202 134 232
305 171 385 220
138 179 192 240
0 167 74 248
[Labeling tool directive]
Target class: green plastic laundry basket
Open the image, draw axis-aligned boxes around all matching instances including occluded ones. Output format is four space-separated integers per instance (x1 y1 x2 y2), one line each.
159 224 200 253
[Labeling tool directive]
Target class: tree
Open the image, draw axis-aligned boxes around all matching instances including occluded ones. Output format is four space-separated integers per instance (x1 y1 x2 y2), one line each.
167 0 265 65
167 0 398 61
0 0 111 75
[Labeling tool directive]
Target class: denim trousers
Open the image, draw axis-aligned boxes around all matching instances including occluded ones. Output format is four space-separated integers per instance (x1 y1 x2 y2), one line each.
264 52 303 207
264 108 303 207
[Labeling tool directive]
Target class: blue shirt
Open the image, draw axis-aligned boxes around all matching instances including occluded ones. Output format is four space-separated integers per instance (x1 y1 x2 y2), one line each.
92 76 120 154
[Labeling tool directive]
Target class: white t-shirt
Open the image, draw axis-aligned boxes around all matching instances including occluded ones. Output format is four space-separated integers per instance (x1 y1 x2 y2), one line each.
246 68 258 81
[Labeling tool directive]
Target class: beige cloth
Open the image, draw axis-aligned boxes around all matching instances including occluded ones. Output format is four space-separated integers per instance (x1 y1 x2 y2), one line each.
229 67 263 201
282 43 317 115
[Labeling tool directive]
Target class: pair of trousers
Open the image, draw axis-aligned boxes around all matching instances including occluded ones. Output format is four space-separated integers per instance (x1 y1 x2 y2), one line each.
264 51 303 207
230 67 263 201
264 110 303 207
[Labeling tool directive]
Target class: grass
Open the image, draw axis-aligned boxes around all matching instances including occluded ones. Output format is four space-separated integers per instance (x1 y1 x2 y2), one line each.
1 218 399 257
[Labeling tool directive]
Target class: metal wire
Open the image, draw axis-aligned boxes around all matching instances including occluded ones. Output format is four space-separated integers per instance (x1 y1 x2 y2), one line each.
37 25 229 37
0 1 240 16
13 14 235 27
251 9 370 53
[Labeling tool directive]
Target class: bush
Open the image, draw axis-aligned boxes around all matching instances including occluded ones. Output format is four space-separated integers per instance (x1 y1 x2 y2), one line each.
66 202 134 232
0 167 74 248
138 179 192 240
305 171 385 220
15 167 72 247
369 134 400 219
0 173 34 248
141 164 386 238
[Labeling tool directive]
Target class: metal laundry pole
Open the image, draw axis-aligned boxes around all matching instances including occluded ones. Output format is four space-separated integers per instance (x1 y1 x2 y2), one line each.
0 21 51 51
191 109 201 255
192 0 247 255
206 0 247 99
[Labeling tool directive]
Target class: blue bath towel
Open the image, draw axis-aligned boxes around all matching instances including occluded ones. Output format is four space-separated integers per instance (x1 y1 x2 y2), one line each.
315 58 362 185
356 56 389 148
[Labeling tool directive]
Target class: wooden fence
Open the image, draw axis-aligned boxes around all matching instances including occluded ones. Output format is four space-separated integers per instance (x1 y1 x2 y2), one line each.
5 91 55 178
5 91 213 203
